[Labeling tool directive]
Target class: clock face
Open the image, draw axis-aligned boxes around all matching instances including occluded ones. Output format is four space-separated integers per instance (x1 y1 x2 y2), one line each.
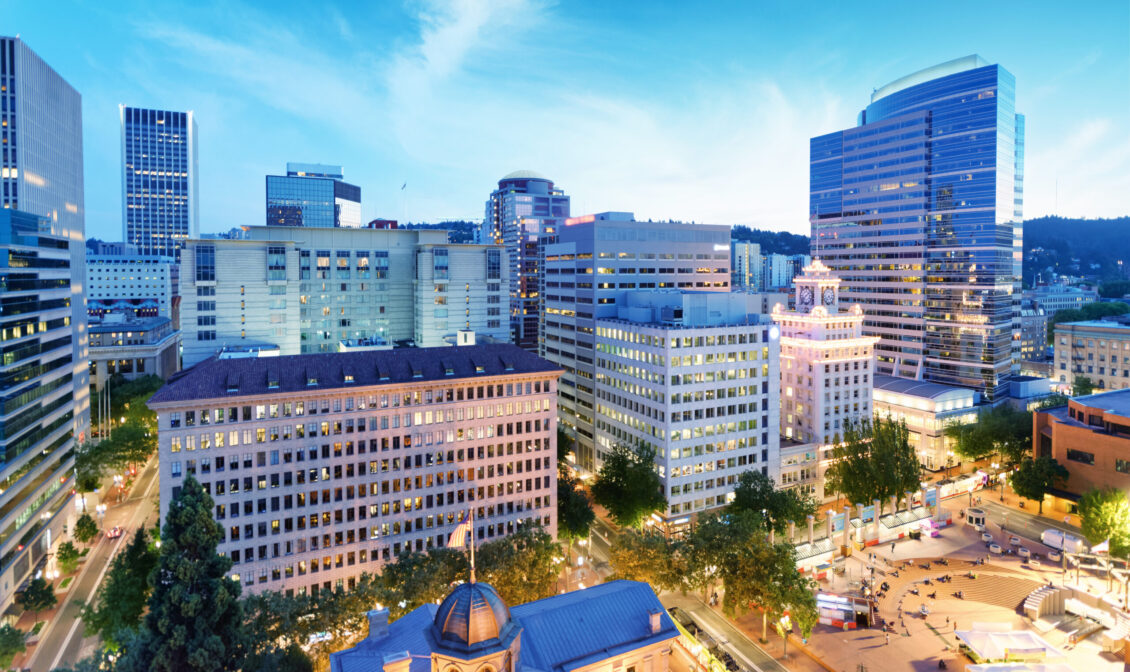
799 287 813 308
823 287 835 306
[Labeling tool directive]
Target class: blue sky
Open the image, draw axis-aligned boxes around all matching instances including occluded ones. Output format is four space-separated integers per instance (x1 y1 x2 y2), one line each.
4 0 1129 238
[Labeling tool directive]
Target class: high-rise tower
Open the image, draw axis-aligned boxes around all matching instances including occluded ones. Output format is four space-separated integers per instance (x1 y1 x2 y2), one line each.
810 55 1023 401
484 171 570 352
121 105 199 258
265 163 361 228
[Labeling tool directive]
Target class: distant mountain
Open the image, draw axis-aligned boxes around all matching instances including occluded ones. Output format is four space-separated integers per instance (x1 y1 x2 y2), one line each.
730 225 810 255
1023 216 1130 285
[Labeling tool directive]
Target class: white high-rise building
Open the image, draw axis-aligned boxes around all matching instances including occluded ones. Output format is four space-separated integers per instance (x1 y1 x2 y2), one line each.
595 291 779 532
86 252 180 323
774 260 877 501
540 212 731 472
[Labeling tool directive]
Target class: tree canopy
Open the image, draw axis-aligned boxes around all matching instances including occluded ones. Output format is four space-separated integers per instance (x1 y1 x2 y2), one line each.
729 470 817 532
1009 457 1068 514
1078 487 1130 558
1072 376 1095 397
591 444 665 528
0 624 25 670
82 527 159 650
557 467 595 542
824 417 920 513
16 577 56 621
945 404 1033 466
74 512 99 546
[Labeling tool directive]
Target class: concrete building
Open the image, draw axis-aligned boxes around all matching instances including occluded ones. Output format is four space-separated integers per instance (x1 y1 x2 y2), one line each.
266 163 361 229
1053 321 1130 392
1027 283 1098 314
148 344 561 596
330 580 685 672
88 313 180 391
0 36 89 608
731 241 761 289
811 56 1024 401
1019 301 1048 362
871 375 978 472
594 291 779 532
180 227 509 367
540 212 731 472
483 172 570 351
120 106 198 258
739 290 790 316
86 252 180 325
762 253 810 291
1033 390 1130 513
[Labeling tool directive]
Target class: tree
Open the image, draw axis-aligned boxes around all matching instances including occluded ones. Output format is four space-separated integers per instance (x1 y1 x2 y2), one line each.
74 439 107 496
0 623 24 669
377 548 467 620
1078 487 1130 557
82 527 159 650
591 444 665 528
57 541 81 575
1009 457 1069 514
946 405 1034 467
116 476 246 672
825 417 920 514
608 528 685 593
557 468 595 544
1099 280 1130 299
477 526 561 606
557 426 575 465
729 470 816 533
1048 302 1130 344
74 512 99 546
1072 376 1095 397
16 577 56 623
244 643 314 672
1036 394 1069 410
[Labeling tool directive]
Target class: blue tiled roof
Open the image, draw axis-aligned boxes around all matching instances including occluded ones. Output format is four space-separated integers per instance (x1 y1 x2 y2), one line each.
148 344 562 405
331 606 439 672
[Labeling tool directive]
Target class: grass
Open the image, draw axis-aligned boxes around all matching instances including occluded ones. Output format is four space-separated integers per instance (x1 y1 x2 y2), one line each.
30 621 45 636
59 576 73 589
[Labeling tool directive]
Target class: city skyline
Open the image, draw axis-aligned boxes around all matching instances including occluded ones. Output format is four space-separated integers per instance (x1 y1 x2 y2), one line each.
4 1 1128 241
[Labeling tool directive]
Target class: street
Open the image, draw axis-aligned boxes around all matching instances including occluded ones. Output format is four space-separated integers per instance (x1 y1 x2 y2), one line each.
27 454 161 672
977 500 1081 545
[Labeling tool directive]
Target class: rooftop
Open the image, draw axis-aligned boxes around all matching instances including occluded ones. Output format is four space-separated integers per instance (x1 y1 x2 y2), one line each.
500 169 549 181
871 54 988 103
89 315 171 333
1055 320 1130 330
1071 388 1130 417
873 374 975 401
149 344 562 405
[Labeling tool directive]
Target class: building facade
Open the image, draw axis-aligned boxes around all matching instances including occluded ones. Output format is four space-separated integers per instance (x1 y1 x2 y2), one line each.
148 345 561 596
871 375 978 472
86 252 180 324
181 227 509 367
1033 391 1130 512
0 37 89 608
1027 283 1098 314
120 106 198 258
1053 320 1130 392
540 212 731 472
731 241 761 290
89 313 180 390
483 171 570 352
266 163 361 229
810 55 1024 401
594 291 779 531
1019 300 1047 362
762 253 811 291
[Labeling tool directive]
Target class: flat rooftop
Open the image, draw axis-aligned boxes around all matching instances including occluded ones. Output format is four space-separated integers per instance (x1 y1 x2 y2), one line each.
1073 388 1130 416
873 374 974 400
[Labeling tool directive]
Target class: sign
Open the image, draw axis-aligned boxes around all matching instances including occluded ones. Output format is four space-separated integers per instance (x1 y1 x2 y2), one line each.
925 488 938 507
861 505 876 523
831 513 845 533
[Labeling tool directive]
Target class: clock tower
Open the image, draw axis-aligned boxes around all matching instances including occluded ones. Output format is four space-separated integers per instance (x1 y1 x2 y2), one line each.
793 259 840 314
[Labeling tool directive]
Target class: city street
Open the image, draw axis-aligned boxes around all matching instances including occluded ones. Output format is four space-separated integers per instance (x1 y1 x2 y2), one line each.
26 454 161 672
660 592 788 672
971 499 1081 546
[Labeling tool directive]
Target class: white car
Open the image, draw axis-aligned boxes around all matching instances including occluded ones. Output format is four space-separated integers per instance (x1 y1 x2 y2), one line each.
989 543 1003 555
981 532 993 542
1009 536 1021 546
1018 546 1031 558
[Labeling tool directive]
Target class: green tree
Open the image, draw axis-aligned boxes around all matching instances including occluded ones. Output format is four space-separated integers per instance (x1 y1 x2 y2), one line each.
82 527 159 650
57 541 81 575
0 623 25 669
74 512 99 546
477 525 561 606
1072 376 1095 397
557 468 595 545
1009 457 1069 514
244 643 314 672
16 577 56 623
607 528 685 593
946 405 1034 467
729 470 816 533
591 444 665 528
1048 302 1130 343
1036 393 1070 410
825 417 920 514
557 426 575 464
74 439 107 496
1078 487 1130 557
116 476 246 672
377 548 466 620
1099 281 1130 299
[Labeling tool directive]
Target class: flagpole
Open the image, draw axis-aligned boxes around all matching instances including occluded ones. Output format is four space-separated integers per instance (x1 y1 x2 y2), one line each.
469 508 476 584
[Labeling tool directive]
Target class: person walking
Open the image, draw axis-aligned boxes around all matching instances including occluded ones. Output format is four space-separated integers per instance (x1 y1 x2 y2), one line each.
886 632 890 646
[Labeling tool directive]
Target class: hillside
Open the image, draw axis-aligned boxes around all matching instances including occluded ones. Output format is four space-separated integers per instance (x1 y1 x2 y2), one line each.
730 225 810 255
1024 216 1130 285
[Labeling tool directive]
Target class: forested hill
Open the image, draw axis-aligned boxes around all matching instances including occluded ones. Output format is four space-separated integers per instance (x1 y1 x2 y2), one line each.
730 225 810 255
1024 216 1130 284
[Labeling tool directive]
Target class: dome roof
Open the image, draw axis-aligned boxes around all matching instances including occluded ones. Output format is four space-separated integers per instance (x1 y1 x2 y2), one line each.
433 582 514 652
500 170 549 181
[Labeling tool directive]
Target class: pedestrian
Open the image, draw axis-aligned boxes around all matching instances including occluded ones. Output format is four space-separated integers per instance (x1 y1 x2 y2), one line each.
886 632 890 645
891 541 896 556
946 616 950 628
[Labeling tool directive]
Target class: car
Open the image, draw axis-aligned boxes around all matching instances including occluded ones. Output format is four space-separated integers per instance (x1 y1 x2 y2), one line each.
1017 546 1031 558
981 532 993 542
107 526 123 539
1009 536 1021 546
989 543 1002 555
1048 550 1063 562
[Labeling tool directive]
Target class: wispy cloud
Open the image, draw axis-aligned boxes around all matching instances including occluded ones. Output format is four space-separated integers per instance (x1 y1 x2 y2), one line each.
1026 117 1130 218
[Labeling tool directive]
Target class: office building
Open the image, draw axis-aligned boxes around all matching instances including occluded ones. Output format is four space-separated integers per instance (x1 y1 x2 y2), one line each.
148 345 561 595
1033 390 1130 514
762 253 810 291
871 375 978 472
330 580 683 672
0 36 89 608
595 291 779 532
1053 320 1130 392
484 171 570 351
541 212 730 472
89 313 180 390
1019 300 1047 361
120 106 198 257
266 163 361 229
1026 283 1098 314
731 241 761 289
86 251 180 324
811 55 1024 400
180 226 509 368
739 290 790 315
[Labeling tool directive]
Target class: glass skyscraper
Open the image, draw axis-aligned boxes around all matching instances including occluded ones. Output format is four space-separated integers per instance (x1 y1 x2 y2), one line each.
265 162 361 228
120 106 199 258
810 55 1023 401
483 171 570 352
0 36 89 608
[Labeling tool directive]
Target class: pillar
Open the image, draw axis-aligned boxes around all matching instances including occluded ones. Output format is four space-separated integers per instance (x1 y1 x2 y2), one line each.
873 499 881 541
807 514 815 544
841 505 851 549
788 520 796 543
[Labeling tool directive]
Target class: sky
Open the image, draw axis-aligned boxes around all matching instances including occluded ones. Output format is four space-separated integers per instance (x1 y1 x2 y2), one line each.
4 0 1129 239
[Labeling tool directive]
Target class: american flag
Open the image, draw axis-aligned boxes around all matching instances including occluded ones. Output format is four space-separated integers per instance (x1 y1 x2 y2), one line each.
447 510 472 549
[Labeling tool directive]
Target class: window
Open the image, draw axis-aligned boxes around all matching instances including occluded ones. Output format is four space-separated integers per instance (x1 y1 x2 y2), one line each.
1116 459 1130 474
267 246 287 281
434 248 449 280
196 244 216 282
1066 449 1095 466
487 248 501 280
